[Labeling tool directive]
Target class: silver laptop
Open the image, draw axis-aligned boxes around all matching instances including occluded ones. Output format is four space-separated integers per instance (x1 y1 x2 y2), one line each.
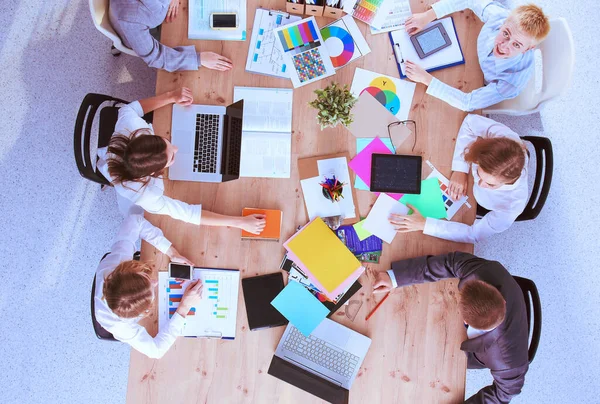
268 319 371 403
169 101 243 183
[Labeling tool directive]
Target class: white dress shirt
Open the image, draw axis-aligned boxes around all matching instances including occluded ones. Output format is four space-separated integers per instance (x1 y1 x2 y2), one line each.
426 0 535 111
94 214 185 359
97 101 202 225
424 114 528 243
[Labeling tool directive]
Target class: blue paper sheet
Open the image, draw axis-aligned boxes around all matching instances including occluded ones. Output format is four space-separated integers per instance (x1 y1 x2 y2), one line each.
354 138 395 190
271 281 329 336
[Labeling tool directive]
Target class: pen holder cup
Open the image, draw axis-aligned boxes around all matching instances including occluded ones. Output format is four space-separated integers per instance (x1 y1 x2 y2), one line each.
286 0 305 14
323 5 343 18
304 0 325 16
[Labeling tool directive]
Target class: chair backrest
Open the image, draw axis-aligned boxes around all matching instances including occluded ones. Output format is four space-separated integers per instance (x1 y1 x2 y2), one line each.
89 0 138 56
476 136 553 221
74 93 127 186
512 276 542 364
91 273 117 341
517 136 553 221
483 18 574 115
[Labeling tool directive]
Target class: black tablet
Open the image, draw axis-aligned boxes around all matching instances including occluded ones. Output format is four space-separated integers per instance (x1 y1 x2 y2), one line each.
370 154 422 194
410 22 452 59
242 273 289 331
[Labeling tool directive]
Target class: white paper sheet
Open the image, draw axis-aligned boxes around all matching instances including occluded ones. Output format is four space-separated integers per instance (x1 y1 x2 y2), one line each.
362 193 409 244
317 157 356 219
234 87 293 133
369 0 412 34
321 15 371 70
188 0 247 40
300 176 357 220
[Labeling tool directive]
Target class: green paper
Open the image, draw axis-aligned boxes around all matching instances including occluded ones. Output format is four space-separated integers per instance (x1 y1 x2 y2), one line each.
352 219 372 241
400 178 447 219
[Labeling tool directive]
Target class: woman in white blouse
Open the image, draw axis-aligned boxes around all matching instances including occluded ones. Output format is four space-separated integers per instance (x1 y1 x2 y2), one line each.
390 114 528 243
97 87 266 234
95 214 201 358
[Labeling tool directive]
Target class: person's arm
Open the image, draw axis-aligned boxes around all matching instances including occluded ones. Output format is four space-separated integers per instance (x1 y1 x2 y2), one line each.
136 185 203 225
423 209 518 244
137 87 193 115
425 78 514 112
201 211 267 234
405 0 498 34
118 20 199 72
389 252 481 288
465 364 528 404
451 114 481 173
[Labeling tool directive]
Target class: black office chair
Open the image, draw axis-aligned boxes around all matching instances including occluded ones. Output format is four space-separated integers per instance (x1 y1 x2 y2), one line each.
91 251 141 341
74 93 154 187
513 276 542 364
477 136 553 221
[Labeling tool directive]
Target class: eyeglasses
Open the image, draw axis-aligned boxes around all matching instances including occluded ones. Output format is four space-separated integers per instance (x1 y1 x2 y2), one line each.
387 120 417 154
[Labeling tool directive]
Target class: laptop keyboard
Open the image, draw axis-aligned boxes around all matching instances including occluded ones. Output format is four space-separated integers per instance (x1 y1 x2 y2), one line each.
193 113 220 173
283 327 360 379
226 117 243 175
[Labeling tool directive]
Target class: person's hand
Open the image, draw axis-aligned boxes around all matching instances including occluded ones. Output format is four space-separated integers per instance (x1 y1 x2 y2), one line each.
373 271 393 294
200 52 233 71
177 279 203 317
167 246 195 266
405 9 436 35
169 87 193 106
405 61 433 86
239 214 267 235
449 171 468 200
389 204 426 233
165 0 179 23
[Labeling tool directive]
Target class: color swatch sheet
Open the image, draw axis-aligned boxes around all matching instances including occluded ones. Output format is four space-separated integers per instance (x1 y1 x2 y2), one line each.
300 156 357 220
320 15 371 70
271 281 329 336
363 193 410 244
349 137 403 200
400 178 447 219
284 218 363 299
188 0 247 40
425 160 471 220
351 68 416 121
158 269 240 338
245 9 301 78
354 138 394 191
369 0 412 34
234 87 293 178
274 17 336 88
343 0 391 30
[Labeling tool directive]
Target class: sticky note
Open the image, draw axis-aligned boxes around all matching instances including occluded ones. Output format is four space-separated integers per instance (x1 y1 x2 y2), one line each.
271 282 329 336
353 219 372 241
400 178 447 219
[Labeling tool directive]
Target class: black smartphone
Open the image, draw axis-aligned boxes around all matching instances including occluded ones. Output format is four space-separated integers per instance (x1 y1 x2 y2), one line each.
168 263 193 280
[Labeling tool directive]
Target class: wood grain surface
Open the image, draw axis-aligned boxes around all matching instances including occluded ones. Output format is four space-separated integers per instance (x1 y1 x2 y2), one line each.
127 1 483 402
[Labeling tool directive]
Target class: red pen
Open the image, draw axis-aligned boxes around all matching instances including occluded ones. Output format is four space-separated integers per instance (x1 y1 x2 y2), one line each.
365 291 391 321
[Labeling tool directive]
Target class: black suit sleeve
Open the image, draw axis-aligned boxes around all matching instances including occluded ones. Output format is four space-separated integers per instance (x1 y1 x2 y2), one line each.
465 363 528 404
390 252 482 288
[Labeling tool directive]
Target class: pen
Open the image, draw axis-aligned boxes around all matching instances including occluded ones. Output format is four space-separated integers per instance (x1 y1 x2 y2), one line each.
365 291 390 321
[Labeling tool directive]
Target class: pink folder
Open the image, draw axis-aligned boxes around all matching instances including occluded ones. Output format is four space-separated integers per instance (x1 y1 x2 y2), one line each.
348 137 403 200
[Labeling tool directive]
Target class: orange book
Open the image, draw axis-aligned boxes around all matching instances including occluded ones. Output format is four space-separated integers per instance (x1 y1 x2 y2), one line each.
241 208 282 241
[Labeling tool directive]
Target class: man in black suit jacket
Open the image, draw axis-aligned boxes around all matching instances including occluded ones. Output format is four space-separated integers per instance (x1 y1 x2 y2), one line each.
373 252 529 404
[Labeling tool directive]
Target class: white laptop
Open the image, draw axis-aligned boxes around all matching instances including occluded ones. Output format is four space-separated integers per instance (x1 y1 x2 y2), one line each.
169 101 244 183
268 319 371 403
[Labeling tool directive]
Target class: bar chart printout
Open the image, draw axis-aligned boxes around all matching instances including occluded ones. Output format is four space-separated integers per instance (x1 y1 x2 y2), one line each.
158 269 240 338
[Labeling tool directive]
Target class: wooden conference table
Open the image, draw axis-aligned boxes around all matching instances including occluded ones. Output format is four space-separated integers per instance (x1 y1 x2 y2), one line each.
128 1 483 402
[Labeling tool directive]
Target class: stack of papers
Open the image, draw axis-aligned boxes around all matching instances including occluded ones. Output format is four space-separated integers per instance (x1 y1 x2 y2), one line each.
284 218 364 300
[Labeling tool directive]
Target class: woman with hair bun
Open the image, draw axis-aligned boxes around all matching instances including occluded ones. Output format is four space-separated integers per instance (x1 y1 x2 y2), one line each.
390 114 528 243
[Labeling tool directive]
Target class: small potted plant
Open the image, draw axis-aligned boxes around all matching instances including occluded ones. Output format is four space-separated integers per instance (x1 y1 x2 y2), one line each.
308 82 357 130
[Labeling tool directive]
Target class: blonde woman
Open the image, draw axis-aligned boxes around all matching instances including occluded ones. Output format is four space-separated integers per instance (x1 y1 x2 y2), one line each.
390 114 528 243
96 87 266 234
94 214 201 358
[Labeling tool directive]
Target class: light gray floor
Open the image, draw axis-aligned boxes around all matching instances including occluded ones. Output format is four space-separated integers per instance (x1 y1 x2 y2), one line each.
0 0 598 403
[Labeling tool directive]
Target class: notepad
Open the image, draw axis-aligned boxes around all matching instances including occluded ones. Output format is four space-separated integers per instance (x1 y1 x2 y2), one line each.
241 208 282 241
363 193 410 244
284 218 362 298
271 281 329 336
400 178 447 219
390 17 465 79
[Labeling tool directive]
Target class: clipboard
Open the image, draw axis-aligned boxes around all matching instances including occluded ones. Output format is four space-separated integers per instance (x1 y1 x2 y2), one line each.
298 152 360 226
389 17 465 79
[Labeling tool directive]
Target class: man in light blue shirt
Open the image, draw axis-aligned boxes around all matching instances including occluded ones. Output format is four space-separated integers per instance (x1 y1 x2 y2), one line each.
404 1 550 111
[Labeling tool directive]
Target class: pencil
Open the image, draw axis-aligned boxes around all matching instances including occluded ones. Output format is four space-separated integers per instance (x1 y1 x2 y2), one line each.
365 291 391 321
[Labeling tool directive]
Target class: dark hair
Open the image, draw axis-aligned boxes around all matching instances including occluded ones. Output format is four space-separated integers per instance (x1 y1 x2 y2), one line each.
459 280 506 330
106 129 168 188
464 137 525 183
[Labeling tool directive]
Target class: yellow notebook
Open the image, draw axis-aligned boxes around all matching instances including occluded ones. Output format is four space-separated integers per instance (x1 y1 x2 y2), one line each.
285 218 361 293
